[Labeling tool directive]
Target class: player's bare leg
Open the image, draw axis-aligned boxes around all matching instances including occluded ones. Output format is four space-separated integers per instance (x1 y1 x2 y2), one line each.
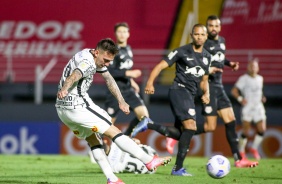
203 116 218 132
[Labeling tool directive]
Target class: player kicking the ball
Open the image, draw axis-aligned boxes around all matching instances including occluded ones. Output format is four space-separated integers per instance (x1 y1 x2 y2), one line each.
56 38 171 184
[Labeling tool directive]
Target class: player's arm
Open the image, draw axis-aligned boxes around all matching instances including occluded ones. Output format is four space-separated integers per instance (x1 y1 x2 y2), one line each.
101 71 130 114
108 62 141 79
200 74 210 104
231 86 246 105
130 78 140 93
57 69 82 99
224 59 239 71
145 60 169 94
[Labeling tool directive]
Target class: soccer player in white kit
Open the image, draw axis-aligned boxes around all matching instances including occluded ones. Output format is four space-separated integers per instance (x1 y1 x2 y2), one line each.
56 38 171 184
231 58 266 160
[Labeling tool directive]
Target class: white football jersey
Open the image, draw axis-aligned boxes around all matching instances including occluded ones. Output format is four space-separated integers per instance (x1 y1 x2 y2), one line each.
56 49 107 109
235 74 264 106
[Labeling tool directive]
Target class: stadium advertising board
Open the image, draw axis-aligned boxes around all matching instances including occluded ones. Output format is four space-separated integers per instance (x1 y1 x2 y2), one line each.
60 124 282 158
1 122 281 158
0 122 60 154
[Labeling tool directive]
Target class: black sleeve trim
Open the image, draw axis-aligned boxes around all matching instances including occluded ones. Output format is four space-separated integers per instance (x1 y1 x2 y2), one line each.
224 59 231 66
97 69 108 73
75 68 84 77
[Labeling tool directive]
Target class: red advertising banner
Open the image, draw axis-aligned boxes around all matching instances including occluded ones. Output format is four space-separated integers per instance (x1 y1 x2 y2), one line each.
0 0 179 82
0 0 179 57
220 0 282 49
60 124 282 159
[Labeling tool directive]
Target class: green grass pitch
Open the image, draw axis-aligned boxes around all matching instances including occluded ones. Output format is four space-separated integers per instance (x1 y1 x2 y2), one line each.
0 155 281 184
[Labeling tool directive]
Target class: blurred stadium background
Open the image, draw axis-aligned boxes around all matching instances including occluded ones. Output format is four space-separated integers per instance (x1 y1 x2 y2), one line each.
0 0 281 158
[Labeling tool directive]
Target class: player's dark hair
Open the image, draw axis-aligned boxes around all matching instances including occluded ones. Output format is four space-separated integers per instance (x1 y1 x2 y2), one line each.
96 38 119 55
192 24 206 33
206 15 220 24
114 22 130 32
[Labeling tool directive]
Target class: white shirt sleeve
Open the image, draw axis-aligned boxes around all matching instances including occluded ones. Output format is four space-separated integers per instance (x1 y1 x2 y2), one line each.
235 75 246 91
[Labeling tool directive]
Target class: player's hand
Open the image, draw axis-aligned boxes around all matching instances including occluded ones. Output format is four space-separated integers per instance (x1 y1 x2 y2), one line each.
145 84 155 94
126 69 142 78
230 61 239 71
57 90 68 99
209 67 223 74
201 93 210 104
119 101 130 115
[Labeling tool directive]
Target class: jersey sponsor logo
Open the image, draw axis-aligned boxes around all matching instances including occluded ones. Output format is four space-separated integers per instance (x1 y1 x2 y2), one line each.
187 57 194 61
168 50 178 60
205 106 213 114
203 57 208 65
91 126 98 132
184 66 205 77
188 108 196 116
211 51 225 62
79 62 88 69
220 43 226 50
119 59 133 69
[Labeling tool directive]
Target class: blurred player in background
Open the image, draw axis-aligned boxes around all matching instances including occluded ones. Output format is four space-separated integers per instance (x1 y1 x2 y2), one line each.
166 15 258 168
56 38 171 184
131 24 211 176
231 58 266 160
105 22 149 135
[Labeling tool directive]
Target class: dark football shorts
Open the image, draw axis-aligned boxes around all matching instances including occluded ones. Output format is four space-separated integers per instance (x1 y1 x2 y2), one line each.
202 85 232 116
105 88 144 118
169 82 196 129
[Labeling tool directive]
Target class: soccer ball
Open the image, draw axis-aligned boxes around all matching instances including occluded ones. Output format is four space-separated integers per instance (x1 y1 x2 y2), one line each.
206 155 230 179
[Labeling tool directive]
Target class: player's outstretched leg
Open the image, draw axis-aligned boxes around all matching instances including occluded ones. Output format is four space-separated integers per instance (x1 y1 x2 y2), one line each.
131 116 152 137
107 178 125 184
113 132 171 171
145 155 172 171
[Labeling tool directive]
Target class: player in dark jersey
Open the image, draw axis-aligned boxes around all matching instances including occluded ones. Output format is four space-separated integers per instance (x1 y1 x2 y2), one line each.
105 22 149 135
198 15 258 167
166 15 258 168
131 24 211 176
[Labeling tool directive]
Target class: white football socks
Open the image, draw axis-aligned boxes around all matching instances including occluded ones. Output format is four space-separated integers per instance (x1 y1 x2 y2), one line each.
238 136 247 152
252 134 263 150
114 135 152 164
91 148 118 182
